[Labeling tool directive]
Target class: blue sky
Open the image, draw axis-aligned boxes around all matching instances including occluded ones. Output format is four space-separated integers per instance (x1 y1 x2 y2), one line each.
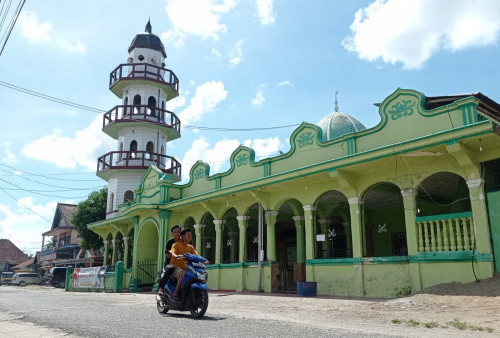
1 0 499 255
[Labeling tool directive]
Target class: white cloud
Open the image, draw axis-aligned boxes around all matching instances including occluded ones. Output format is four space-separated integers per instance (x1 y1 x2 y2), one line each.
211 47 222 58
18 11 86 53
162 0 236 46
182 136 284 181
251 84 266 106
166 94 187 111
255 0 276 25
0 198 57 255
342 0 500 69
1 141 17 165
179 81 228 125
228 39 244 66
276 80 293 88
21 114 113 170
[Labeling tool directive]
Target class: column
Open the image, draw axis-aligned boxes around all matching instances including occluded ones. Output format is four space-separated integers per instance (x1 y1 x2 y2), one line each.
111 239 116 266
265 211 278 262
292 216 305 263
467 179 493 253
194 224 204 255
123 237 129 269
103 240 109 266
303 205 316 260
237 216 249 263
158 210 171 270
213 219 224 264
348 198 363 258
401 189 418 255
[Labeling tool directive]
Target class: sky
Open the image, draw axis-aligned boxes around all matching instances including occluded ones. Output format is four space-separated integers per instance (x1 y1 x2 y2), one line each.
1 0 499 255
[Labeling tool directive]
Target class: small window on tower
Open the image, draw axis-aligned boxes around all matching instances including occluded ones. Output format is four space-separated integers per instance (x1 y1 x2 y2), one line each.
138 55 144 61
124 190 134 202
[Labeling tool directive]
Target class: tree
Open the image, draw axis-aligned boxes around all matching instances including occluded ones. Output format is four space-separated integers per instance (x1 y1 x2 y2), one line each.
71 187 107 250
43 237 56 250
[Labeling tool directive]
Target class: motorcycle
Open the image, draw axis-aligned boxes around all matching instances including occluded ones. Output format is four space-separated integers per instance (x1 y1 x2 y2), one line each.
156 253 209 318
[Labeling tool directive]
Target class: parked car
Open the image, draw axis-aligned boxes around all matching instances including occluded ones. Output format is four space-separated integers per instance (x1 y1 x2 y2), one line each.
11 272 42 286
48 267 67 288
1 271 14 285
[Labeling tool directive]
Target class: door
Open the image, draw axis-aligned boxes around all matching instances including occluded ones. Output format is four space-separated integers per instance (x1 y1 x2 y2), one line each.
486 191 500 272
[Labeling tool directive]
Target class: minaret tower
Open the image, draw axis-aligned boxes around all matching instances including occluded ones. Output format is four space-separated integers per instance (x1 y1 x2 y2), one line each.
97 20 181 219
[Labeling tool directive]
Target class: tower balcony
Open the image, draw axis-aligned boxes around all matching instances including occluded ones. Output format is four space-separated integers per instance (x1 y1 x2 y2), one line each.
109 63 179 99
102 105 181 140
96 150 181 181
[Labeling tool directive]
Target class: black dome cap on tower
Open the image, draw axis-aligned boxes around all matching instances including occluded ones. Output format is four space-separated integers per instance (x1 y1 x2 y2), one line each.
128 19 167 58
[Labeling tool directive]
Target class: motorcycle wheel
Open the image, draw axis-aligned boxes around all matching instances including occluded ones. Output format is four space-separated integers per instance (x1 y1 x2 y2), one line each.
157 299 169 314
190 289 208 318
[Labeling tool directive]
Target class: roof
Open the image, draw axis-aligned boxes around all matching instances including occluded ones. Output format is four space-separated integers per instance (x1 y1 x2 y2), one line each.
128 20 167 58
12 257 35 269
0 239 29 264
51 203 77 230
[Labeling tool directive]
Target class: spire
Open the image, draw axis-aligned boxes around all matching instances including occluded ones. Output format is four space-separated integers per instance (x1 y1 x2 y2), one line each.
145 18 152 33
334 91 339 112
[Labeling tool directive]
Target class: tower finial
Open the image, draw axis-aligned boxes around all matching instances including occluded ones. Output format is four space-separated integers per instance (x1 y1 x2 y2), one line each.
145 18 152 33
334 91 339 112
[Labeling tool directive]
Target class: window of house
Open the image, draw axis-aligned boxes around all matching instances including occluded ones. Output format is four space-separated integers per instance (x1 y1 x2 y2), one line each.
124 190 134 202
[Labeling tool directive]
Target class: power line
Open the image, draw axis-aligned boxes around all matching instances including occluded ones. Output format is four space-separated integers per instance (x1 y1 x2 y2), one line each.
0 186 52 223
0 0 26 56
0 164 102 182
0 80 300 131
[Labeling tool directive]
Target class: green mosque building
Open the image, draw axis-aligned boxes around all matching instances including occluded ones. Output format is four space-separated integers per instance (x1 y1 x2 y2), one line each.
89 23 500 298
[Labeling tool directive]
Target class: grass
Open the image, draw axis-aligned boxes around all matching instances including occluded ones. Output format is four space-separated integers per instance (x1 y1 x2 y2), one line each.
390 317 495 333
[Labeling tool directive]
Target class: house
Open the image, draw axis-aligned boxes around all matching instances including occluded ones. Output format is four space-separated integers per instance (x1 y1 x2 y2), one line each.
0 239 29 272
40 203 81 268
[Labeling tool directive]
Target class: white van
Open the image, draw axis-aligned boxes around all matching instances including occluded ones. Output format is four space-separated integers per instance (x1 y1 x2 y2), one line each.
11 272 42 286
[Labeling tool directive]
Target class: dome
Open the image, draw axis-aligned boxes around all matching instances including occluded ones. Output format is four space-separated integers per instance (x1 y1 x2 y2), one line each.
316 111 366 141
128 20 167 58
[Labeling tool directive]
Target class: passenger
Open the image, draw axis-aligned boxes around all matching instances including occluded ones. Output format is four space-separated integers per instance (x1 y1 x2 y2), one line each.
157 225 181 295
170 228 198 301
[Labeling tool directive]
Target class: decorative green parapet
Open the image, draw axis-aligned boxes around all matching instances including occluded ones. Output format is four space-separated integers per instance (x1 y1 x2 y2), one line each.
415 212 474 252
65 265 74 292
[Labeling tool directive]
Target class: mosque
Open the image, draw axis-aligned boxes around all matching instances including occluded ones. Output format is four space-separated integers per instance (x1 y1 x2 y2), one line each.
89 21 500 297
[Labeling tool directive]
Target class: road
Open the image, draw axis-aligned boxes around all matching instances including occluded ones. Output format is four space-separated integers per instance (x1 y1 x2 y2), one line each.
0 285 495 337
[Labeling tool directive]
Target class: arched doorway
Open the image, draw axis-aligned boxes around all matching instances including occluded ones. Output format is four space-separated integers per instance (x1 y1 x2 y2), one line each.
222 208 239 264
246 203 267 262
314 190 351 258
275 199 303 292
135 220 159 287
362 183 407 257
200 213 215 264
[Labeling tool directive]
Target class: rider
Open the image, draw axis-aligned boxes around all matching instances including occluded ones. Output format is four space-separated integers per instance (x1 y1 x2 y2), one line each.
157 225 181 295
170 228 198 301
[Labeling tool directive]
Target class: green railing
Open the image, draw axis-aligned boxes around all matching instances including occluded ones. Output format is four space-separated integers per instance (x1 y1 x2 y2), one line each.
416 212 475 252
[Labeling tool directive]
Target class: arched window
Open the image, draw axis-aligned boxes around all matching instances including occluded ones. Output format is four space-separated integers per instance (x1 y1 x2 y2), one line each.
108 193 115 213
133 94 141 114
124 190 134 202
148 96 157 117
130 140 137 159
146 141 154 160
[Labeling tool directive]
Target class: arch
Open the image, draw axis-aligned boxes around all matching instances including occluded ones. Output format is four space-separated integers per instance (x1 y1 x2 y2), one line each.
146 141 154 160
222 208 239 264
135 218 159 286
108 192 115 213
130 140 137 158
416 172 471 217
148 96 157 116
184 217 196 249
313 190 351 259
124 190 134 203
106 233 113 266
273 198 304 217
245 203 267 262
362 182 407 257
200 212 215 264
133 94 141 105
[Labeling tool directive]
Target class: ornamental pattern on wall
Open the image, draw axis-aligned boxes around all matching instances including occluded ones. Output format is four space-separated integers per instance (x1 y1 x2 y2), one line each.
297 131 314 148
235 153 249 167
388 100 415 120
194 168 205 180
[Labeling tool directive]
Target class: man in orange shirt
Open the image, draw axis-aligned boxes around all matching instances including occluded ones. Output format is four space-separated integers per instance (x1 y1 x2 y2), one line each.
170 228 198 300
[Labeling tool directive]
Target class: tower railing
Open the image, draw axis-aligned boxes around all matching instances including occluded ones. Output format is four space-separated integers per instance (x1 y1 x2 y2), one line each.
97 151 181 178
102 105 181 133
109 63 179 93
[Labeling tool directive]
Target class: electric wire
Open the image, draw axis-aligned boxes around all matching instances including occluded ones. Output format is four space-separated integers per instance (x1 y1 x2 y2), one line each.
0 186 52 223
0 0 25 56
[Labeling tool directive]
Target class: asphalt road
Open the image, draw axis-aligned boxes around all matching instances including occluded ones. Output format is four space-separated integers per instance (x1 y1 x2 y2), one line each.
0 285 388 338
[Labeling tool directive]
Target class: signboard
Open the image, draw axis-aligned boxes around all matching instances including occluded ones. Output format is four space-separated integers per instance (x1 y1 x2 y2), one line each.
72 266 107 288
316 234 325 242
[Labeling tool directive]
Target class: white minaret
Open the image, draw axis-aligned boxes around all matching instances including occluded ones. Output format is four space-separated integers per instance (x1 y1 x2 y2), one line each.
97 20 181 219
